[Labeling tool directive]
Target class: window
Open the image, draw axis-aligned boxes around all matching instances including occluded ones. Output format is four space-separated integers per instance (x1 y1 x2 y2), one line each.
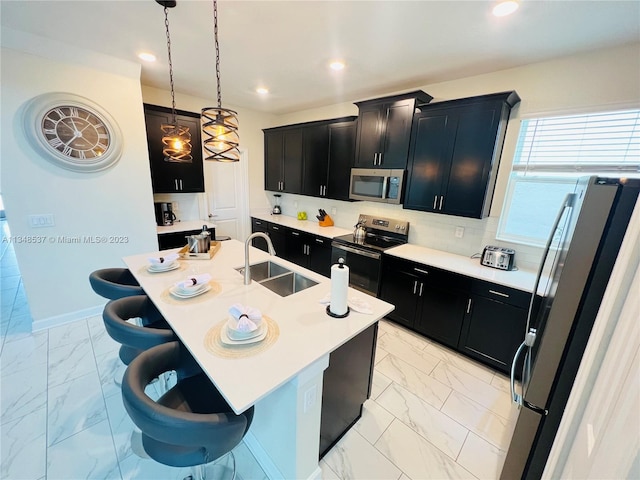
497 109 640 246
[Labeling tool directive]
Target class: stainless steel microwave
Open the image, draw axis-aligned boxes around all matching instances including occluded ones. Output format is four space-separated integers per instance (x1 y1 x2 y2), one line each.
349 168 405 204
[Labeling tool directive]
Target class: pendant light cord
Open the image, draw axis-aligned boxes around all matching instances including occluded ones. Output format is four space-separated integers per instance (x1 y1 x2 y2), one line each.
163 6 178 125
213 0 222 109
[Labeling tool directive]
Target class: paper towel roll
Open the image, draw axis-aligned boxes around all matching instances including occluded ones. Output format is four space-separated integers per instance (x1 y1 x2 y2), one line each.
330 258 349 316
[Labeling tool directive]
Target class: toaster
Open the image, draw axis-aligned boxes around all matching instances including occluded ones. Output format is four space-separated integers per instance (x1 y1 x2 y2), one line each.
481 245 516 270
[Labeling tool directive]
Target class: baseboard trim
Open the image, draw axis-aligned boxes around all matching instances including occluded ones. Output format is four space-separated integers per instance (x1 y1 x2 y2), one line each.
31 304 104 331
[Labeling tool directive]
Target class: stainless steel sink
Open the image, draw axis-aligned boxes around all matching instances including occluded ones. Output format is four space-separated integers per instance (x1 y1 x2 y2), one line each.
259 272 318 297
235 261 290 282
236 261 318 296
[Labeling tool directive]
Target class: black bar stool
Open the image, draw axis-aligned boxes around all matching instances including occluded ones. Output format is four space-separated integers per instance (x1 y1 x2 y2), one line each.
89 268 144 300
121 341 254 480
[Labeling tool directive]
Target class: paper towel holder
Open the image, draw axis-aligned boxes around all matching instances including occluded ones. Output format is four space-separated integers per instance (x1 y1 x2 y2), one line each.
326 305 350 318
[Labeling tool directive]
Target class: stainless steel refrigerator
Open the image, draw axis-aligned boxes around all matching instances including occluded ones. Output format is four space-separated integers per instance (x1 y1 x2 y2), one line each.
500 176 640 479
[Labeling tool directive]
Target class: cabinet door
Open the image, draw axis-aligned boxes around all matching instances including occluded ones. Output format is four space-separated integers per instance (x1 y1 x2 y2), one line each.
284 229 308 267
404 112 454 212
301 125 330 197
379 259 420 329
354 106 382 167
415 283 467 349
441 104 501 218
264 130 283 191
308 236 332 277
459 295 528 373
379 99 414 169
144 106 204 193
282 130 303 193
267 224 287 257
326 121 356 201
251 218 270 252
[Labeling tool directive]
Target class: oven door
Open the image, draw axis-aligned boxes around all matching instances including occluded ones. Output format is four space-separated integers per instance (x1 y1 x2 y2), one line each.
331 242 382 296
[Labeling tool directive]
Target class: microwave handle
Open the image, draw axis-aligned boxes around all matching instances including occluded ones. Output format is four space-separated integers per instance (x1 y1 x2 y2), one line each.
382 176 389 199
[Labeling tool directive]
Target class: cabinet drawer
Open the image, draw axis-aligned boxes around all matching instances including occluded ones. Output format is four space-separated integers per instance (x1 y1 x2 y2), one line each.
471 280 531 308
384 256 469 291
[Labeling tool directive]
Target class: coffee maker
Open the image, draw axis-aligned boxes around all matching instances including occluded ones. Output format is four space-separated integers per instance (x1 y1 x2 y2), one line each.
154 202 176 226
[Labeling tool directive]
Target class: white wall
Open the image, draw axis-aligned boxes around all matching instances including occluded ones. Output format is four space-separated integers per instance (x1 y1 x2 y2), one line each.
0 38 158 328
262 43 640 271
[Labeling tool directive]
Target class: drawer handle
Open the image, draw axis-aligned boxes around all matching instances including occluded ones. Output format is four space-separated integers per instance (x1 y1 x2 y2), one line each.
489 289 510 298
315 238 324 243
414 267 429 275
291 231 299 236
255 221 262 225
272 226 279 230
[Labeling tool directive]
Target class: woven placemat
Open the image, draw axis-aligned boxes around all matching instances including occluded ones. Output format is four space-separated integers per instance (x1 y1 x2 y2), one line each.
159 281 222 305
204 316 280 358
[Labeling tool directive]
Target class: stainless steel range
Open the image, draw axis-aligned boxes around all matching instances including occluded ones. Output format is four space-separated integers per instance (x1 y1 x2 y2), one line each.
331 214 409 296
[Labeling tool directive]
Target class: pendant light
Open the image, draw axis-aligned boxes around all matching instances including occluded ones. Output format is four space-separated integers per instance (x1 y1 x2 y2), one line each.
156 0 192 163
202 0 240 162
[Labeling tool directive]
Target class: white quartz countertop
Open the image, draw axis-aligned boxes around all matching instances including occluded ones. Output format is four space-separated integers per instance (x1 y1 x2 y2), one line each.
251 212 352 239
386 244 539 293
157 220 217 235
123 240 393 414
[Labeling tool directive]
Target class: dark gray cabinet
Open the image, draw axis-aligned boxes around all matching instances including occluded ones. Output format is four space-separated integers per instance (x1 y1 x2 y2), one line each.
404 91 520 218
354 91 432 169
380 253 536 374
459 280 536 374
250 218 270 251
264 117 357 199
264 128 303 193
379 255 469 349
143 104 204 193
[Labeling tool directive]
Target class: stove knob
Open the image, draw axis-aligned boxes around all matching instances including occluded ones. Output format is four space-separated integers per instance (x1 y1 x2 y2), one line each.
395 225 400 230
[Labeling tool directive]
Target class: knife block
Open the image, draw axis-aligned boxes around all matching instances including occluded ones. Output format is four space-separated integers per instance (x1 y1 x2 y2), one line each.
319 215 334 227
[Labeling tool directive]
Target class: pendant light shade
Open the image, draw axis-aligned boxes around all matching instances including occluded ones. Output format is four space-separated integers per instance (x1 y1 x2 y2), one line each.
202 0 240 162
156 0 192 163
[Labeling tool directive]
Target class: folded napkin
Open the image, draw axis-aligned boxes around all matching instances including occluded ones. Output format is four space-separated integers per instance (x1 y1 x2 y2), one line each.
228 303 263 332
175 273 211 289
149 253 179 265
319 293 373 314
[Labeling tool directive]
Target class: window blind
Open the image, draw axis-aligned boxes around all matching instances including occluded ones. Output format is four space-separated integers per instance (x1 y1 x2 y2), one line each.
513 109 640 172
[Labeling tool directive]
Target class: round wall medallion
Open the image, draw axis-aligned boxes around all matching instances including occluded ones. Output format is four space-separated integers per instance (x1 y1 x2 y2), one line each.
23 92 123 172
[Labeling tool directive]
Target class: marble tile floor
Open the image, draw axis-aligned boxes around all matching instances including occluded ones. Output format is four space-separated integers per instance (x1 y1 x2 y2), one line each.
1 220 519 479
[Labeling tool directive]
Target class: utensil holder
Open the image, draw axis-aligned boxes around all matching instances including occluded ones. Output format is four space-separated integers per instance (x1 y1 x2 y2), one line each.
319 215 334 227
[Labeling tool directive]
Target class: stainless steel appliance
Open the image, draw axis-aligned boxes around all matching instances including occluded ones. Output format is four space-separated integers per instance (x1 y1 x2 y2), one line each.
501 176 640 479
272 194 282 215
349 168 405 204
154 202 176 226
481 245 516 270
331 214 409 296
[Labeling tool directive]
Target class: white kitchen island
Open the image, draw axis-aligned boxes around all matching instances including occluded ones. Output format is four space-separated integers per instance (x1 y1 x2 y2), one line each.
123 239 394 480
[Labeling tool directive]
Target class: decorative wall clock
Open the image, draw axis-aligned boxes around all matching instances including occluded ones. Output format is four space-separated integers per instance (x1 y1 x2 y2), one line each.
23 92 123 172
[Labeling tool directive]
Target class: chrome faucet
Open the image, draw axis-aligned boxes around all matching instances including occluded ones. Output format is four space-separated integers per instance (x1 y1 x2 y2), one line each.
244 232 276 285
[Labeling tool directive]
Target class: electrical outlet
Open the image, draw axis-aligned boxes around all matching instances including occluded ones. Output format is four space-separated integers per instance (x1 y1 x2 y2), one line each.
455 226 465 238
303 385 317 413
29 214 55 228
331 207 337 215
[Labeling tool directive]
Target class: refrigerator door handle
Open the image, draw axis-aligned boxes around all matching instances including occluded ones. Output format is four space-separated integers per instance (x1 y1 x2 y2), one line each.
510 341 528 407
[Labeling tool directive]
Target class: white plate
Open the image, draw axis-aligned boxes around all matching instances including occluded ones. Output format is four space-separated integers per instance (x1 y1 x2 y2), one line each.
169 284 211 298
148 262 179 273
225 320 266 341
220 323 268 345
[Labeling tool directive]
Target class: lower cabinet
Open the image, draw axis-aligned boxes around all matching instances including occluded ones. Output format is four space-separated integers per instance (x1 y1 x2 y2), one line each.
320 323 377 458
458 281 537 374
250 218 333 277
380 255 469 349
380 254 536 374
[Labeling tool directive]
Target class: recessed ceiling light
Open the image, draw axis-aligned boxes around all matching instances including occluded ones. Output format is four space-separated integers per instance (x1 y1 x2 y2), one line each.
493 0 519 17
138 52 157 62
256 87 269 95
329 61 345 71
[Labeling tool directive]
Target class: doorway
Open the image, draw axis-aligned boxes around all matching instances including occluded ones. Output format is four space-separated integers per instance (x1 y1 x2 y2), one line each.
207 149 250 241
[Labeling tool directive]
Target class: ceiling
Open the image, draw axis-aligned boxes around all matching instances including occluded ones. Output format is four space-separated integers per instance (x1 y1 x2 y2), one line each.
1 1 638 115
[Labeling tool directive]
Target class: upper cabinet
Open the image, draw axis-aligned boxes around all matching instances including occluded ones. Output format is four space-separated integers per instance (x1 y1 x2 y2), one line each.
354 91 433 169
143 103 204 194
263 116 357 199
404 91 520 218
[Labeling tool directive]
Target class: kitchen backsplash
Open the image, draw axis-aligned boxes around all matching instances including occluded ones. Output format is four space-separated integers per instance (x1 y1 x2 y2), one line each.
267 192 545 272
